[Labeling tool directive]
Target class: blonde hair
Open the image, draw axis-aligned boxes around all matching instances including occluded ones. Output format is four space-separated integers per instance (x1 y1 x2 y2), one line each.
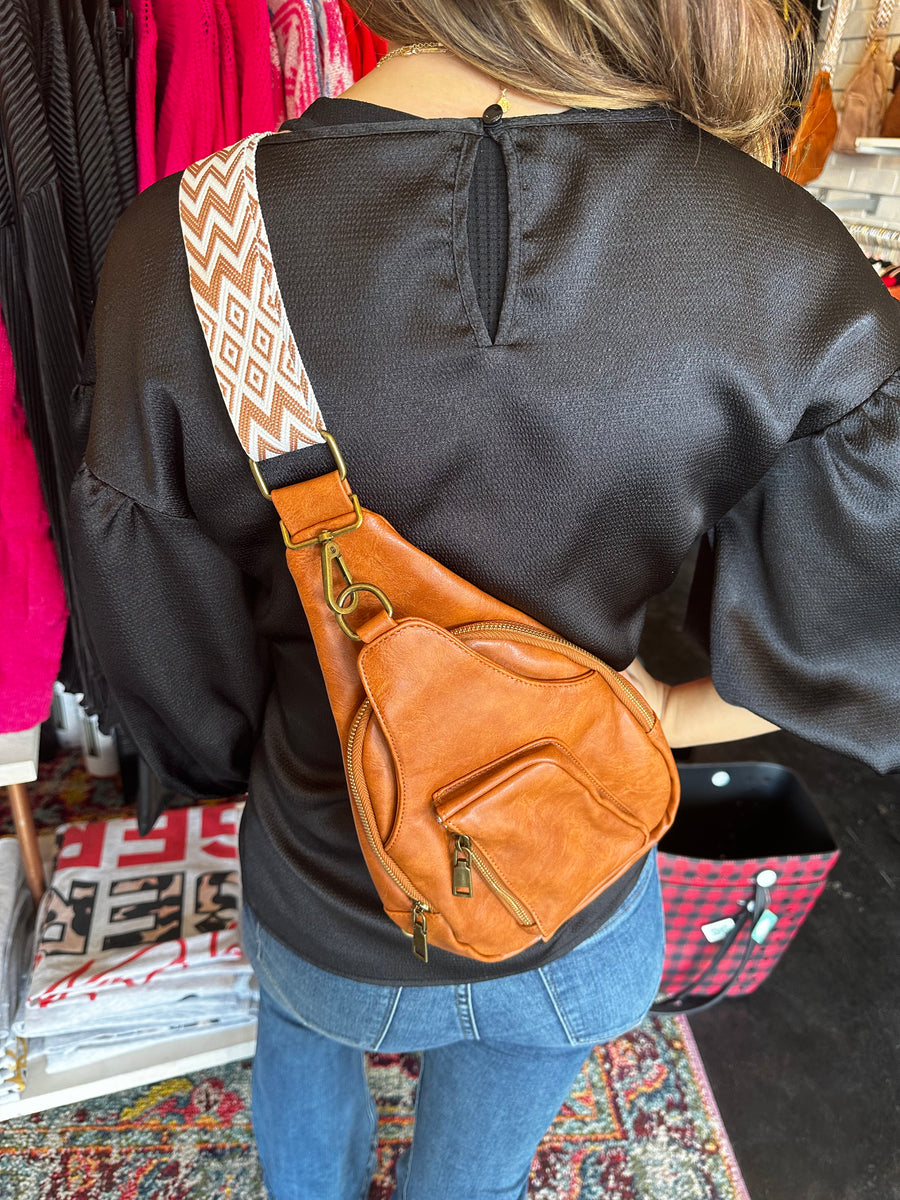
348 0 814 163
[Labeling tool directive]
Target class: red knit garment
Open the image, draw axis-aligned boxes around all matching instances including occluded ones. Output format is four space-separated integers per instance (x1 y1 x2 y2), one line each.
318 0 354 95
0 310 67 734
223 0 284 134
338 0 388 78
137 0 286 189
269 0 321 119
213 0 240 150
152 0 222 182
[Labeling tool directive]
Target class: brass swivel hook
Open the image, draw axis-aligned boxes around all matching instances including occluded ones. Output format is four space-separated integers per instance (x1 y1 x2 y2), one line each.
320 536 359 618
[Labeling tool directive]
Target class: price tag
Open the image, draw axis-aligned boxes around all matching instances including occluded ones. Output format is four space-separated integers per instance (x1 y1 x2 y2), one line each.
701 917 736 943
751 908 779 944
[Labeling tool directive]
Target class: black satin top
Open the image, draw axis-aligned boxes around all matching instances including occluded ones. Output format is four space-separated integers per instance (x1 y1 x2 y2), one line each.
69 98 900 984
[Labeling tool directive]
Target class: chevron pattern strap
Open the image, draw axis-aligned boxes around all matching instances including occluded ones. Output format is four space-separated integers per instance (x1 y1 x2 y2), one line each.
179 133 325 461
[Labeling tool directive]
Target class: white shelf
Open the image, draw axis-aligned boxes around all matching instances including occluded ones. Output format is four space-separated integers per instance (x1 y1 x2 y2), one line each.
0 1019 257 1121
0 726 40 787
0 838 258 1122
855 137 900 155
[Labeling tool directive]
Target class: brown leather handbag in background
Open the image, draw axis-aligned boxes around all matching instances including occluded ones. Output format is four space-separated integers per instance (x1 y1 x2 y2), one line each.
783 0 853 183
783 69 840 183
880 47 900 135
833 0 897 153
179 135 680 966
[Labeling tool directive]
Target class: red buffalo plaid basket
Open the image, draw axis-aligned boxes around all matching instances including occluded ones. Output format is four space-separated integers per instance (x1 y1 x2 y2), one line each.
652 762 839 1013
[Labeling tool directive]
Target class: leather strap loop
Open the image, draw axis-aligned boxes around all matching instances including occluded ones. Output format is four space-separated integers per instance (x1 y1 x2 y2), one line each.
271 471 357 545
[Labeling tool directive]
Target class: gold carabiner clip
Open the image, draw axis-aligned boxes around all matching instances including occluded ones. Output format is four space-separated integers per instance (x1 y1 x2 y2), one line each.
331 583 394 642
321 537 359 618
255 434 394 639
320 539 394 641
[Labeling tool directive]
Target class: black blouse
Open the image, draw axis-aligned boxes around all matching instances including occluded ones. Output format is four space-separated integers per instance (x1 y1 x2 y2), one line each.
68 98 900 984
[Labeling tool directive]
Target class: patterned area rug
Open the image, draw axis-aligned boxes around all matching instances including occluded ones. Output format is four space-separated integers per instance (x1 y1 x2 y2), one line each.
0 1020 748 1200
0 750 751 1199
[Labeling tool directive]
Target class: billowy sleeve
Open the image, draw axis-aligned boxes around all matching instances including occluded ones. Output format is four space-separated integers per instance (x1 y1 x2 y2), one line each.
705 369 900 773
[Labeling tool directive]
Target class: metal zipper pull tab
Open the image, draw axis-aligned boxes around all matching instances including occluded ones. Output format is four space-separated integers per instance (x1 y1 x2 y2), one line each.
412 903 429 962
452 835 473 897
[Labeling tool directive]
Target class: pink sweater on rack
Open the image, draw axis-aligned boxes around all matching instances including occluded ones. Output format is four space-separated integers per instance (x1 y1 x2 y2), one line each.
318 0 353 96
133 0 158 192
0 312 68 734
269 0 321 120
224 0 285 134
136 0 285 190
152 0 222 182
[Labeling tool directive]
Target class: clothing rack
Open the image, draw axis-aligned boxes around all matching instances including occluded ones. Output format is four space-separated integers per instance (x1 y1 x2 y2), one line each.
842 218 900 255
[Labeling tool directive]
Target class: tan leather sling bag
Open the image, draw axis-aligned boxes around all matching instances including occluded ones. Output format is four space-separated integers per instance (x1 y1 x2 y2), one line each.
179 135 680 964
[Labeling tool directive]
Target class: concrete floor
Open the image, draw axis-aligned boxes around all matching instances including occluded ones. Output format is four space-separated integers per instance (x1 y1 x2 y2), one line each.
639 561 900 1200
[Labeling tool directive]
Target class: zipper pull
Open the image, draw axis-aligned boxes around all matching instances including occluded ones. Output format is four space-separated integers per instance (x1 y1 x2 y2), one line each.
452 835 473 898
412 903 429 962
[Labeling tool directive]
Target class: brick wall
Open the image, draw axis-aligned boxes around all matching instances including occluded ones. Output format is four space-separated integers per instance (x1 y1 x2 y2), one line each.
807 1 900 222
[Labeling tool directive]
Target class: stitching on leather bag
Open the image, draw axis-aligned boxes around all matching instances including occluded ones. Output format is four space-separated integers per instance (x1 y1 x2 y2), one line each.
357 682 411 850
354 700 414 865
433 746 650 928
463 836 643 936
360 620 652 849
434 738 649 830
359 619 605 694
361 620 592 850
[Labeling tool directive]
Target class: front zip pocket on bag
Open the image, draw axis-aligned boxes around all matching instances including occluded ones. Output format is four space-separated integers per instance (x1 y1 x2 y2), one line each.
347 615 675 960
434 739 650 938
450 834 536 926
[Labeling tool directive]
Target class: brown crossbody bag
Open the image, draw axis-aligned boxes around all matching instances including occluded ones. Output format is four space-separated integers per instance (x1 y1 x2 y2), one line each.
179 135 680 964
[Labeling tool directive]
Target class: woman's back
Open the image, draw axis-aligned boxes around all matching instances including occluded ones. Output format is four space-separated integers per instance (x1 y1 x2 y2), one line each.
71 95 900 983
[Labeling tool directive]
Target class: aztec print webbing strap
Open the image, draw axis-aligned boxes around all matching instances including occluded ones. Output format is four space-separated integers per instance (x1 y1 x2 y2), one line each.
179 133 326 462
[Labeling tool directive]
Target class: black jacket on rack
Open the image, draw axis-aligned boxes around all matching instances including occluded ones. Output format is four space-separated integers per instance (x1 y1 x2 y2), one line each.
69 98 900 985
0 0 135 699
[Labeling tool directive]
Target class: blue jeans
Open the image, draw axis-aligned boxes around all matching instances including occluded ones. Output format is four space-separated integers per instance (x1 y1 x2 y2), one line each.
241 850 664 1200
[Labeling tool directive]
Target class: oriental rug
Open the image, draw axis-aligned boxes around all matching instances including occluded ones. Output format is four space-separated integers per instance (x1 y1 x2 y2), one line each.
0 1017 749 1200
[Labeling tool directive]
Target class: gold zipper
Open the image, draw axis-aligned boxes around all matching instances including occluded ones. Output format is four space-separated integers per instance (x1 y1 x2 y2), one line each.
347 702 535 950
451 621 656 730
346 701 431 911
411 902 429 962
452 834 474 897
463 841 535 926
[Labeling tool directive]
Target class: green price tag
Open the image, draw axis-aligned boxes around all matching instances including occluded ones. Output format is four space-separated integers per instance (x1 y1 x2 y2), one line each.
751 908 778 945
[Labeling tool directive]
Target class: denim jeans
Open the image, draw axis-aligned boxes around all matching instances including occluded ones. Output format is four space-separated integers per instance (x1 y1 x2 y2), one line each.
241 850 664 1200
